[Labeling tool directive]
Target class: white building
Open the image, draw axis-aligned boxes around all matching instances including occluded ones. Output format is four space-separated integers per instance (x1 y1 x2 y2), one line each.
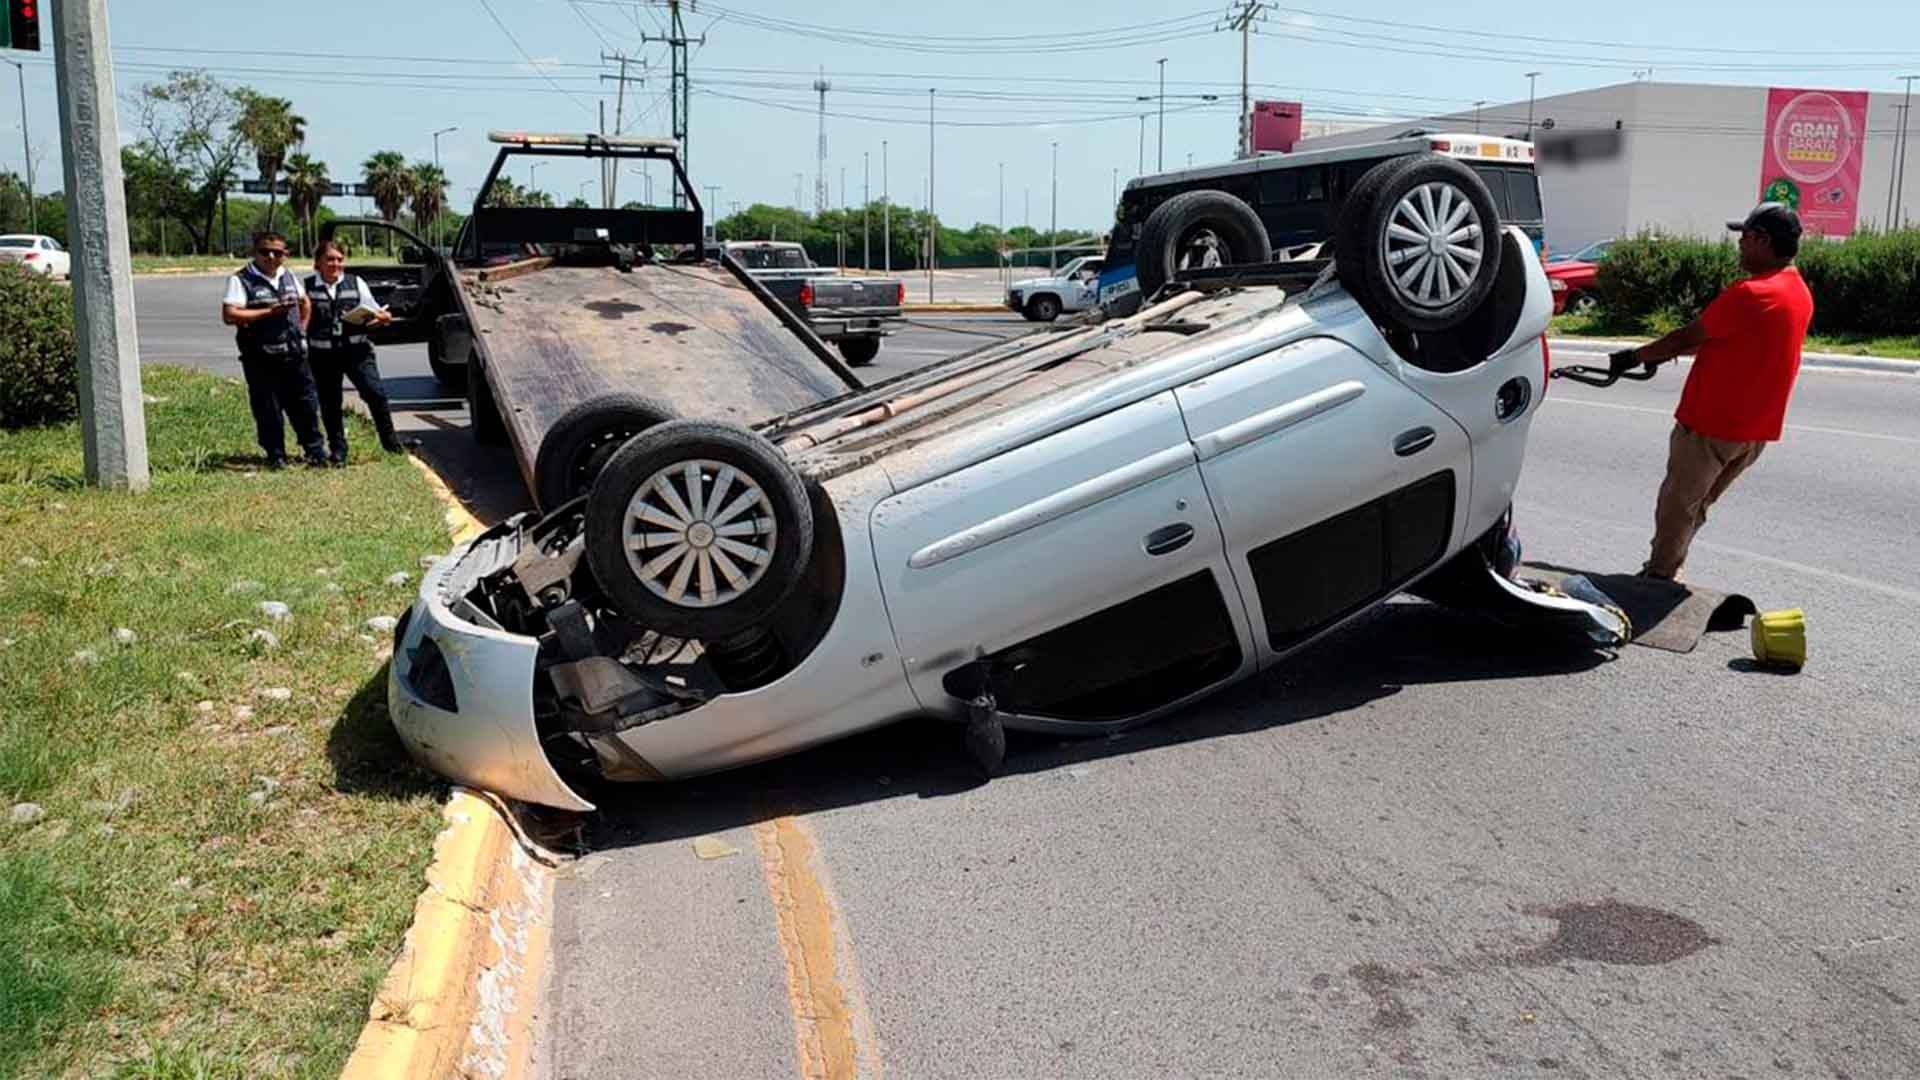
1293 81 1920 253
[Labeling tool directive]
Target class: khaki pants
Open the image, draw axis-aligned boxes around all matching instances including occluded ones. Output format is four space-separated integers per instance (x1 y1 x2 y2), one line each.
1645 422 1766 579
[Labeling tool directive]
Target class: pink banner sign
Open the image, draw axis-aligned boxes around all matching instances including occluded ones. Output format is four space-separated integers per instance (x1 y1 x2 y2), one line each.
1759 87 1870 236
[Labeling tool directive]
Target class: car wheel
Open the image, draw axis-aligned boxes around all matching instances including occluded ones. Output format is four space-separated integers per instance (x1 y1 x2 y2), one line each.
466 353 507 447
836 336 881 366
1335 153 1503 334
533 393 676 511
584 420 815 642
1025 294 1062 322
1134 189 1272 300
1567 291 1599 316
426 334 467 394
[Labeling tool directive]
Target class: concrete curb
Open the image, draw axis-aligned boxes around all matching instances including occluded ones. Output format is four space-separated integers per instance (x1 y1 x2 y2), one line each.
339 461 551 1080
1548 335 1917 375
133 267 238 278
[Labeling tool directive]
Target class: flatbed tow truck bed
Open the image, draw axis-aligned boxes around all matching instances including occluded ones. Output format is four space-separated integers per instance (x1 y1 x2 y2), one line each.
459 258 850 496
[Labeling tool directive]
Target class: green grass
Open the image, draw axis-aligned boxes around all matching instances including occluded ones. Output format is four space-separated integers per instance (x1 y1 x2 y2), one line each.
1549 312 1920 361
0 366 451 1078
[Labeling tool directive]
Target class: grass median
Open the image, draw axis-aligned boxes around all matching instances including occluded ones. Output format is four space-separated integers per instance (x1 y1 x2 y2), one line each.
0 365 451 1078
1550 311 1920 362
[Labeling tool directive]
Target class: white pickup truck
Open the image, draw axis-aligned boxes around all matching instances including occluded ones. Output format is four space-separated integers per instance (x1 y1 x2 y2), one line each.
1006 255 1105 322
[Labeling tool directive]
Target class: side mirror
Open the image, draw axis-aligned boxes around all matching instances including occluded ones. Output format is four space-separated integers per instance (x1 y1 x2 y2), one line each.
399 244 428 266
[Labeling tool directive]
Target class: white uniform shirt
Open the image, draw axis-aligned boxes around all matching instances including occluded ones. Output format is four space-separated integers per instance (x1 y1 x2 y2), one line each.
307 273 384 317
221 261 306 306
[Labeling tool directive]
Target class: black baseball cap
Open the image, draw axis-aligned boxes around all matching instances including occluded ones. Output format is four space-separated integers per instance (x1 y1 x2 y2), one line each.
1728 202 1802 247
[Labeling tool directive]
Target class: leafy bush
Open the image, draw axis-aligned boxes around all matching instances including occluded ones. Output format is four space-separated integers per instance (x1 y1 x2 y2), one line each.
0 262 79 430
1593 228 1920 337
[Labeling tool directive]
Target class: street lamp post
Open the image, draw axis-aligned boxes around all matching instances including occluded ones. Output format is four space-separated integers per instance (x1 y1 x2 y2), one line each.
1157 58 1168 172
927 88 935 302
863 151 871 270
430 125 457 248
1138 112 1146 174
1473 101 1486 134
4 59 34 235
1525 72 1542 139
1895 75 1918 228
1049 140 1059 273
528 160 545 196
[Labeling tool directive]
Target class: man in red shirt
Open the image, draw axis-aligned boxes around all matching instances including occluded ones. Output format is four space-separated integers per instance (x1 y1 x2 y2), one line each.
1608 203 1814 580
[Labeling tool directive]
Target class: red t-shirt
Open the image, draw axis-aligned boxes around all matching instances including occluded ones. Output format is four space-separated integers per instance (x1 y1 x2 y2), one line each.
1675 266 1814 442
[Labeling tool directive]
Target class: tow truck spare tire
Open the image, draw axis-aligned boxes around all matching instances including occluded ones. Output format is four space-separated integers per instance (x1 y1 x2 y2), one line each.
1134 189 1272 300
836 336 881 366
584 419 815 642
533 393 676 511
1335 152 1503 334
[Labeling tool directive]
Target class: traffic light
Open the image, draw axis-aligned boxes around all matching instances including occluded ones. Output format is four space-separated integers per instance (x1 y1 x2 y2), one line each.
3 0 41 52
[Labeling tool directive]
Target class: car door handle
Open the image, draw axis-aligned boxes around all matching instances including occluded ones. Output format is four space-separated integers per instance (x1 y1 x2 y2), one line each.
1144 522 1196 556
1394 427 1437 457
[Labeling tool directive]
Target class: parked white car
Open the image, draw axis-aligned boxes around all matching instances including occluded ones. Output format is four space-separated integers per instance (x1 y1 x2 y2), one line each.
0 234 70 278
389 154 1627 811
1006 255 1104 322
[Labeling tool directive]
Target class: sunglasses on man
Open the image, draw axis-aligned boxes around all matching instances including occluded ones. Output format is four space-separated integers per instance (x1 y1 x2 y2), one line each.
256 247 288 258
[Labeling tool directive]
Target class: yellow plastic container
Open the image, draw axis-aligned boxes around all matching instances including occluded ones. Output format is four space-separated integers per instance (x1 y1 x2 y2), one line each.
1751 608 1806 670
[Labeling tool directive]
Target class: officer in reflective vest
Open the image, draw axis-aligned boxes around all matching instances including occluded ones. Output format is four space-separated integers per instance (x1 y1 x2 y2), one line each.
220 230 326 468
305 240 417 463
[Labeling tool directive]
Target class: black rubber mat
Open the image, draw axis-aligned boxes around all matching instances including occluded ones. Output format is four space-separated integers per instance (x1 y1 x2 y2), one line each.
1521 564 1757 653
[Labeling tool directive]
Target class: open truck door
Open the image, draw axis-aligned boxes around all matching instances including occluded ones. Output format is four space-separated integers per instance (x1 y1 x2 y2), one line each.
314 218 440 348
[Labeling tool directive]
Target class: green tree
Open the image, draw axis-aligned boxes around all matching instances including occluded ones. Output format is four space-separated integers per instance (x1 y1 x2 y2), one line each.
361 150 414 254
566 196 591 209
133 70 252 253
484 178 526 209
233 91 305 231
409 162 449 246
283 153 330 255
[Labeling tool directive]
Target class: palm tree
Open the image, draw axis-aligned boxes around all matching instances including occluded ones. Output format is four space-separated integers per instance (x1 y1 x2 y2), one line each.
361 150 413 254
409 162 449 248
486 178 526 209
235 91 306 231
284 153 330 255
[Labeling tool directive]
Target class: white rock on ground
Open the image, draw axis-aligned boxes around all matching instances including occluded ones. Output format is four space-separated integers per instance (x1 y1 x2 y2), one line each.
234 705 255 721
384 572 411 587
195 701 216 714
258 600 291 621
71 649 100 666
19 556 42 568
322 583 343 594
10 803 46 826
112 627 138 646
246 628 280 651
227 580 265 595
365 615 398 634
259 687 293 702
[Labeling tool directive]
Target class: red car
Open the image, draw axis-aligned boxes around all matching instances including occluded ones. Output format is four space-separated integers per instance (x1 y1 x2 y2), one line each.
1546 259 1600 315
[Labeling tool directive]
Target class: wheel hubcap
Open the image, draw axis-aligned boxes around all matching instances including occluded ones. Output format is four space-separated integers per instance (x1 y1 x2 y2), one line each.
1382 180 1484 310
1177 228 1226 271
621 459 777 609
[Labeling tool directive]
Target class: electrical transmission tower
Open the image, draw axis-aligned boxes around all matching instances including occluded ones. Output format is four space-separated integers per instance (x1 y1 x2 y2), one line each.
641 0 705 208
813 70 831 214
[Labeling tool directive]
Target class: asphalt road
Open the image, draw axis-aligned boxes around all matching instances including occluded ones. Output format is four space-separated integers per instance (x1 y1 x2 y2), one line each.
131 276 1920 1079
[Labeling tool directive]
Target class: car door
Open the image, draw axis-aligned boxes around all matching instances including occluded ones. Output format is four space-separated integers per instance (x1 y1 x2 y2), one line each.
316 220 435 346
870 391 1257 728
1173 333 1471 666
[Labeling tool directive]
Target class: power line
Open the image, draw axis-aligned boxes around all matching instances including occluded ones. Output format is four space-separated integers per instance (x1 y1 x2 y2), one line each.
476 0 598 114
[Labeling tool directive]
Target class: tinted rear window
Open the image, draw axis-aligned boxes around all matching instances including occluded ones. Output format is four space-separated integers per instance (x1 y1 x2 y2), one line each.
0 238 32 248
733 248 808 269
1472 167 1543 223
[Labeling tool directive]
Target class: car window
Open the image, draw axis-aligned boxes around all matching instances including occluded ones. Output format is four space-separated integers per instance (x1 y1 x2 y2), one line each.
1504 172 1544 221
0 237 31 248
733 248 807 269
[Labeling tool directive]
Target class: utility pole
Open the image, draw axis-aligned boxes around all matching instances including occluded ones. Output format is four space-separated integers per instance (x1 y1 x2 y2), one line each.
1049 140 1058 273
812 69 831 213
1525 72 1542 139
1473 100 1486 134
600 52 646 206
793 172 803 213
1157 58 1167 171
882 138 890 273
3 59 32 234
54 0 149 490
1896 76 1918 228
704 184 719 218
998 160 1005 286
1227 1 1267 158
640 1 703 208
863 151 870 270
927 88 936 301
1138 113 1146 175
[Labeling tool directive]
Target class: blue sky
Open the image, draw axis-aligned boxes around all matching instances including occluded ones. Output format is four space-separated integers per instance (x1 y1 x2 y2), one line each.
5 0 1919 230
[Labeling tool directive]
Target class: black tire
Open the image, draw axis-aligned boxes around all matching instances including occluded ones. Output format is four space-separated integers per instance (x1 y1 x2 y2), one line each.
584 420 815 642
1134 189 1272 300
1335 153 1503 334
427 334 467 393
533 393 676 511
836 336 881 366
1025 294 1062 322
466 353 507 447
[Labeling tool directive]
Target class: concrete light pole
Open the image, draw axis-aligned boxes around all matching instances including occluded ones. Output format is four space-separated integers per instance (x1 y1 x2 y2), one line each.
1525 72 1542 139
54 0 149 491
431 125 457 247
882 139 890 273
1156 59 1168 172
1895 76 1918 227
1049 141 1059 273
927 88 935 301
